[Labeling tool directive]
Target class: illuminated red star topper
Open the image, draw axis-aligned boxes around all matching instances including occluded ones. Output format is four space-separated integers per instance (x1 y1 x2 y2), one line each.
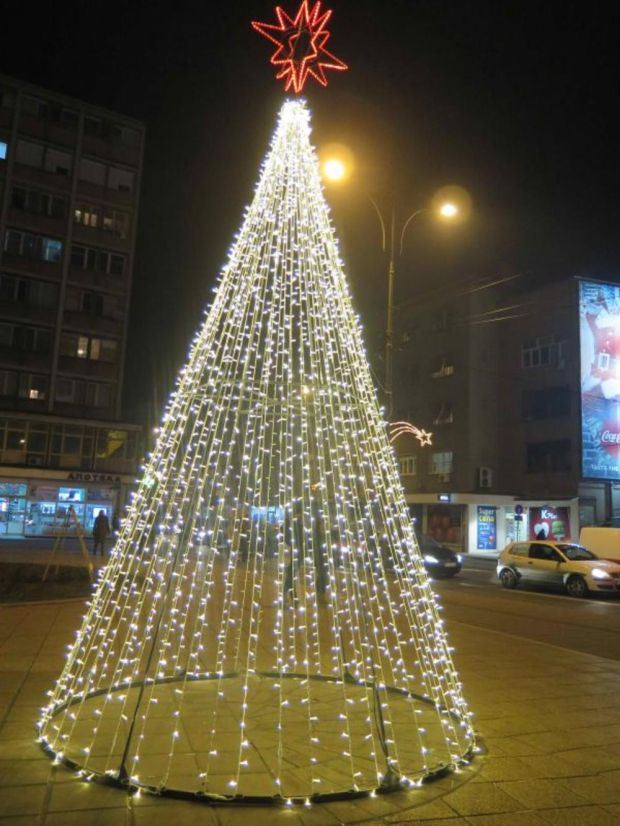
252 1 348 94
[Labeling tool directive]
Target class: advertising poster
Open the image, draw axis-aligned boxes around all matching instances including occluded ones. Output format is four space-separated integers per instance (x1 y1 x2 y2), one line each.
529 506 571 541
477 506 497 550
580 280 620 480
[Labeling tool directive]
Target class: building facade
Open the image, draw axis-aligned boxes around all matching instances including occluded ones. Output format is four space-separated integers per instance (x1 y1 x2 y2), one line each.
0 74 144 537
392 274 619 554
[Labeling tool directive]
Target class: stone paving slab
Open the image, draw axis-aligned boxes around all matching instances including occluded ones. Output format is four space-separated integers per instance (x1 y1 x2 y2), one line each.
3 599 620 823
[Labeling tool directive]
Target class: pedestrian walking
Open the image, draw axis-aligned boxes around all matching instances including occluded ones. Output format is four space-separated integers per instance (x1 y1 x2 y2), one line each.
92 510 110 557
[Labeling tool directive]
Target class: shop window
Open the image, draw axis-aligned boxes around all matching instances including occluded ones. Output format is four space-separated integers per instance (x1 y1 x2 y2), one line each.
429 451 453 476
399 455 416 476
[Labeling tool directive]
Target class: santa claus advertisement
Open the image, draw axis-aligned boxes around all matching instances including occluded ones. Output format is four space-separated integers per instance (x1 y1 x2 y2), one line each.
580 280 620 480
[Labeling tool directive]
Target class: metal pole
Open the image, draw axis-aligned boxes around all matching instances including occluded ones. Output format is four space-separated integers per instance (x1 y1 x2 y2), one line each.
384 207 396 419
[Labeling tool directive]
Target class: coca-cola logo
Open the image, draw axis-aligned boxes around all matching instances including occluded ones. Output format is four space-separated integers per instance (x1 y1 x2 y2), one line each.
601 421 620 455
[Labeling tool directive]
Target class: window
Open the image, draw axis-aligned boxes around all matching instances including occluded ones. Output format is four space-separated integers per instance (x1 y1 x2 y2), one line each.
108 166 134 193
0 140 7 161
3 229 63 263
522 386 571 421
432 357 454 378
0 274 58 309
70 244 125 276
522 336 567 369
433 402 454 425
11 186 66 219
0 87 15 109
74 205 101 228
529 544 562 562
18 373 48 400
12 326 51 353
0 370 18 397
399 456 416 476
79 158 106 186
85 382 111 408
429 451 454 476
84 116 103 137
44 147 71 176
21 96 77 128
55 378 83 403
15 139 43 167
82 291 104 315
0 323 12 346
101 208 129 238
109 123 141 147
59 333 116 362
526 439 572 473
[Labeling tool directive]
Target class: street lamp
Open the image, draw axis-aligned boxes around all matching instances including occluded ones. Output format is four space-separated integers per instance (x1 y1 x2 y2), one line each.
321 156 462 418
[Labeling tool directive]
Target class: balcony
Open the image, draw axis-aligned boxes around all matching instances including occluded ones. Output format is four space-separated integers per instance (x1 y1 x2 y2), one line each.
76 179 136 209
72 222 131 253
18 114 78 148
0 347 52 371
67 267 127 295
57 355 118 381
11 162 72 193
52 400 115 420
6 207 67 238
0 252 63 281
81 134 141 168
62 309 123 337
0 299 57 326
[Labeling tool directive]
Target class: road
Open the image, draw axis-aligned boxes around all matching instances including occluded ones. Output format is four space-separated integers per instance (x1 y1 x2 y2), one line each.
433 556 620 660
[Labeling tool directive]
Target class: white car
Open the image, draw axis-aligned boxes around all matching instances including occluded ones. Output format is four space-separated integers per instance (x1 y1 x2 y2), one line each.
497 540 620 598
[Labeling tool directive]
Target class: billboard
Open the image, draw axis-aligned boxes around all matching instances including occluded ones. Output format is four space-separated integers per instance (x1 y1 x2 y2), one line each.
580 280 620 479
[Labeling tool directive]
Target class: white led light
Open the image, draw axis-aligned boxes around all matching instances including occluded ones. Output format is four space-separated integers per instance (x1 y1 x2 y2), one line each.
37 99 473 802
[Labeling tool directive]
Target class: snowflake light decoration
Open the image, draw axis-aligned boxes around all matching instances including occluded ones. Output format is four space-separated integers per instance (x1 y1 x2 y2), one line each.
252 0 348 93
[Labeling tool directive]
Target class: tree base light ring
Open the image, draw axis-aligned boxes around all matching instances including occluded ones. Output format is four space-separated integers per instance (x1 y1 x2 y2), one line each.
38 670 476 805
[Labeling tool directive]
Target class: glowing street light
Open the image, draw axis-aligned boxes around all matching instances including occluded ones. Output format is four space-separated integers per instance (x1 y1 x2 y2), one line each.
321 149 469 418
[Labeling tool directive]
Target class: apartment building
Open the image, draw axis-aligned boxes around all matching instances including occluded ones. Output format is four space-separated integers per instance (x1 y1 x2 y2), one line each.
0 74 143 538
392 274 618 554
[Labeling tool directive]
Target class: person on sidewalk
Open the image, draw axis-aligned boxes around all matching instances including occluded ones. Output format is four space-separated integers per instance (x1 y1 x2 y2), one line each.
92 510 110 557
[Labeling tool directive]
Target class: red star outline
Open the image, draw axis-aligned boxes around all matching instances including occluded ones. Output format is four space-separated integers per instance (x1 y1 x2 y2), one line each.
252 1 348 94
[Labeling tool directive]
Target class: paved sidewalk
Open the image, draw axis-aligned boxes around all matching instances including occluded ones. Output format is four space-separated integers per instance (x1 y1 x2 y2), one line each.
2 599 620 825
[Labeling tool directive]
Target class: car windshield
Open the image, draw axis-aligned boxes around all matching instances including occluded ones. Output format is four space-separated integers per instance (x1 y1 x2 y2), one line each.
557 544 598 561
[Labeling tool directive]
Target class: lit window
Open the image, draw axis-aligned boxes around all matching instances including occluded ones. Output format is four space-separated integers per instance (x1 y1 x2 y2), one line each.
430 451 454 476
399 456 416 476
41 238 63 263
77 337 89 358
0 141 7 160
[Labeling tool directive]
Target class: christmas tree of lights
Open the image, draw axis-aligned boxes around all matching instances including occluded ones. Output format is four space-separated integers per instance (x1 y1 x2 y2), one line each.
37 99 475 804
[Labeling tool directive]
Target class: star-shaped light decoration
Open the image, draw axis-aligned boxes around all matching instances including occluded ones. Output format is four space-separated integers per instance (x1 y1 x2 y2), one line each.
389 421 433 447
252 1 348 94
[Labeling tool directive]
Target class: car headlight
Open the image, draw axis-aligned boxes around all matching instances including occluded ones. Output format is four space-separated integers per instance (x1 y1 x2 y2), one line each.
424 554 439 564
592 568 612 580
456 554 463 563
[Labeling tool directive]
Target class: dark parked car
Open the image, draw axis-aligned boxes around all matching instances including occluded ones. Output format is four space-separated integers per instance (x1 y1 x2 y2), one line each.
416 533 462 578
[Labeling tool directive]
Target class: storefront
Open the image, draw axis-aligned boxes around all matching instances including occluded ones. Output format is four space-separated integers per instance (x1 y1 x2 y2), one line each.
406 493 580 555
0 469 134 538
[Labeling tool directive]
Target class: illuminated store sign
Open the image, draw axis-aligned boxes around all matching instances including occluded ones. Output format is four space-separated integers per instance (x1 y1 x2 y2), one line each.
580 280 620 480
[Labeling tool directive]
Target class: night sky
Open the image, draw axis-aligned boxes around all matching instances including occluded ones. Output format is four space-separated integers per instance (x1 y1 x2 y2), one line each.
2 1 618 424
